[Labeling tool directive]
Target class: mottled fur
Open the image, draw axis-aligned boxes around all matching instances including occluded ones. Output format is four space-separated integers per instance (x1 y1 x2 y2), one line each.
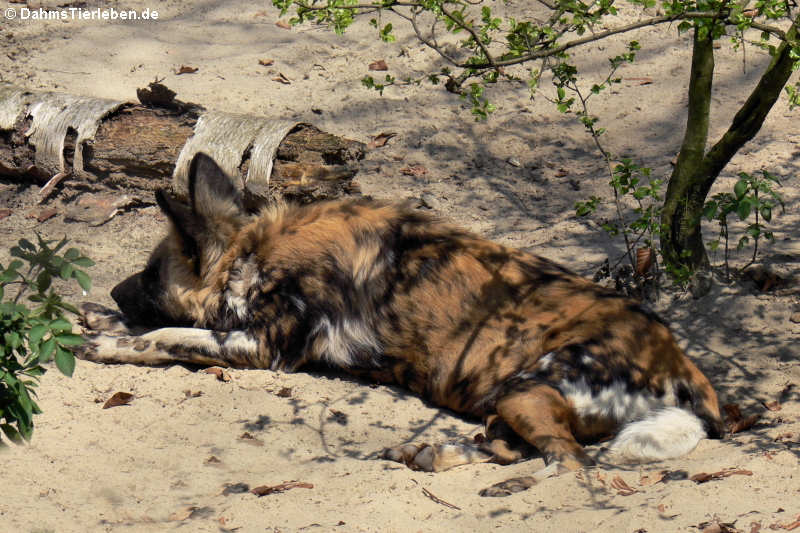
79 153 724 496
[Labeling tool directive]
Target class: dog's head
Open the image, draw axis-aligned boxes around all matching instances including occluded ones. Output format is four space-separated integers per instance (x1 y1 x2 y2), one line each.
111 153 249 326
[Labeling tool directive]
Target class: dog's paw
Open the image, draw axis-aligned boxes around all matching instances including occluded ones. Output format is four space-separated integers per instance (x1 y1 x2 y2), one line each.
79 302 132 335
479 476 538 497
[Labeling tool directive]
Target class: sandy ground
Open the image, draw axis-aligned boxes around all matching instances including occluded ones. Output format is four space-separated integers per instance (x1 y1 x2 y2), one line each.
1 0 799 531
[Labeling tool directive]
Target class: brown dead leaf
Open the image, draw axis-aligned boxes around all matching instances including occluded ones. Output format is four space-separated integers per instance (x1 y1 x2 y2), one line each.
690 468 753 484
203 367 231 382
0 208 11 221
636 248 655 276
175 65 199 75
367 132 397 150
250 481 313 496
272 72 291 84
102 392 134 409
639 470 666 487
625 77 654 85
750 522 762 533
27 208 59 223
258 58 274 66
368 59 388 71
610 475 637 495
400 165 428 177
275 20 291 29
724 403 761 433
555 168 569 177
657 503 667 513
275 387 293 398
763 400 782 411
204 455 222 465
743 8 759 16
238 432 264 446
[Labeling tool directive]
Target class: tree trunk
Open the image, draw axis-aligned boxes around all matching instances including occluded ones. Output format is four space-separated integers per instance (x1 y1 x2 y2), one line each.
660 27 715 272
660 16 800 273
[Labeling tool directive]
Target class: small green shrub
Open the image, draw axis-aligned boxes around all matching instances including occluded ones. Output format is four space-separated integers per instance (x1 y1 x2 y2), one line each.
703 170 785 278
0 235 93 446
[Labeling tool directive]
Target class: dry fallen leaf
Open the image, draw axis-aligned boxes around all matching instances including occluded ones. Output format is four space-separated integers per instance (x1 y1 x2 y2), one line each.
625 77 654 85
367 132 397 150
275 20 291 29
272 73 291 84
258 58 274 66
238 432 264 446
203 367 231 382
204 455 222 465
250 481 313 496
724 403 761 433
175 65 199 75
102 392 134 409
636 247 655 276
763 400 782 411
400 165 428 177
0 208 12 221
28 208 59 223
368 59 388 71
276 387 293 398
555 168 569 177
611 475 637 496
690 468 753 484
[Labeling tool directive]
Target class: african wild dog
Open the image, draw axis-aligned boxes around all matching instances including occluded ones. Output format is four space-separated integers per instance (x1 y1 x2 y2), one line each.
78 153 724 496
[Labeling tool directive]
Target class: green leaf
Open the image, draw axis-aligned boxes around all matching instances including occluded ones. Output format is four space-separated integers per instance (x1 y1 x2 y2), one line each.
64 248 80 261
736 199 751 220
55 334 84 347
18 238 36 252
55 347 75 377
40 338 56 362
28 325 48 345
760 205 772 222
49 318 72 333
72 257 95 268
734 179 748 199
73 270 91 293
1 423 24 444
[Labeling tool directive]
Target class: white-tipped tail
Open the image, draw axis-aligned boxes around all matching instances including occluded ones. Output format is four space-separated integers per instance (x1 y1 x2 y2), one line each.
609 407 706 462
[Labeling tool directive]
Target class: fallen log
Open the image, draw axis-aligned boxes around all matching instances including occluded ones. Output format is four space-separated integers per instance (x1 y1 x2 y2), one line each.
0 83 364 207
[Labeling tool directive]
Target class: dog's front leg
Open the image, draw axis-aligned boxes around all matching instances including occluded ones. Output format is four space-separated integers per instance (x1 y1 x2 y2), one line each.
76 328 263 368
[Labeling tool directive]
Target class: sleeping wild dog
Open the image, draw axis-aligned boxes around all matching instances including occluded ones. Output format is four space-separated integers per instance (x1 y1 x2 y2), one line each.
78 153 724 496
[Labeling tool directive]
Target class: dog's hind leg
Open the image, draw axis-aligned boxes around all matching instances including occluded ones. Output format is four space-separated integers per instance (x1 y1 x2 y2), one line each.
477 383 594 497
76 328 261 368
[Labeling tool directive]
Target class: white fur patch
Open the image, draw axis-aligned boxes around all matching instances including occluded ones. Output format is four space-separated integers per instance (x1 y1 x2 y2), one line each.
225 257 260 320
312 316 380 367
609 407 706 462
560 378 665 424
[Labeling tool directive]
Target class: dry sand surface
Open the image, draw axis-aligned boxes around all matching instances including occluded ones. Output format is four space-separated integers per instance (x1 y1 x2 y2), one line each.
1 1 799 531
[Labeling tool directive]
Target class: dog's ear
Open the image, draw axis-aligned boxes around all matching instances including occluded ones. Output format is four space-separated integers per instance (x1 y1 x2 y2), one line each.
188 153 244 221
155 189 202 260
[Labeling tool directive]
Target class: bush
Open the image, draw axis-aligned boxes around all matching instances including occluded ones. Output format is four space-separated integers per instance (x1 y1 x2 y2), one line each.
0 235 93 445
